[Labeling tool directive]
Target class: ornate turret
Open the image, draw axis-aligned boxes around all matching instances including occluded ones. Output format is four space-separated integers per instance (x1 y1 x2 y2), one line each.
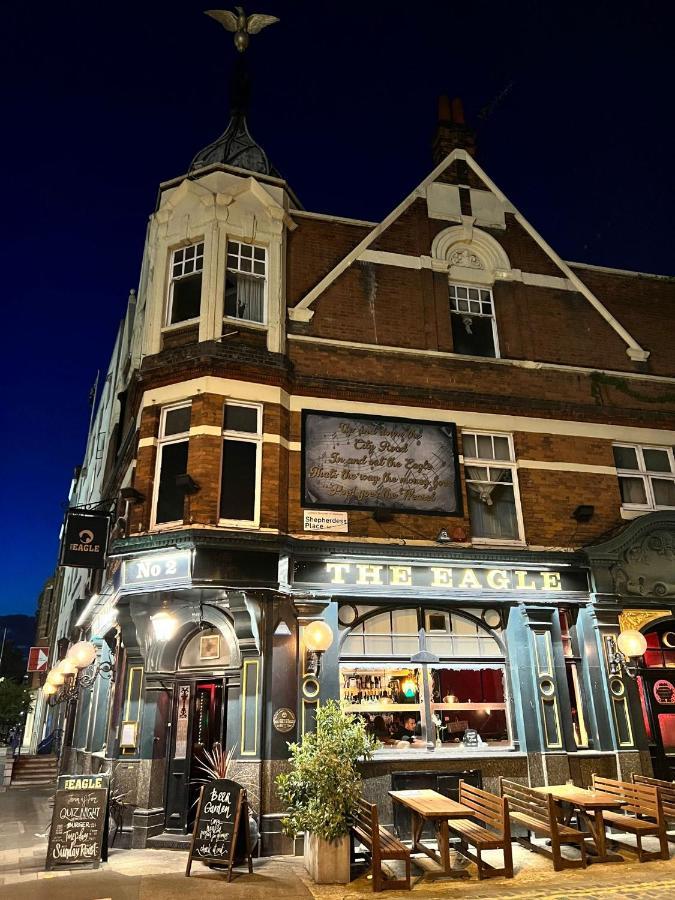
189 7 280 176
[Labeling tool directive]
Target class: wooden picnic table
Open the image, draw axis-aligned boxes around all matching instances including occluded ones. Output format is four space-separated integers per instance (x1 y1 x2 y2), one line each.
388 788 473 878
533 784 627 864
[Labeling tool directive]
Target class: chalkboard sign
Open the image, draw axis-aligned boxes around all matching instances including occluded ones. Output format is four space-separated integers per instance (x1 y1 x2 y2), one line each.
462 728 480 748
46 787 108 870
186 778 253 881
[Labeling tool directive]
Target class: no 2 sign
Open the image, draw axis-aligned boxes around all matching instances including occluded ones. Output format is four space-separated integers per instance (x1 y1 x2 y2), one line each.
123 551 191 587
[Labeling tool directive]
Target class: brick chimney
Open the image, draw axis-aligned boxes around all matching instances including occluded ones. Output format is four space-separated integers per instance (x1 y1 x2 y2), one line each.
432 95 477 164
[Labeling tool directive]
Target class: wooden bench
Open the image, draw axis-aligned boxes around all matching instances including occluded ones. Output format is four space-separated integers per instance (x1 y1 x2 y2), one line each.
592 775 669 862
500 778 587 871
633 774 675 842
352 798 411 892
446 781 513 879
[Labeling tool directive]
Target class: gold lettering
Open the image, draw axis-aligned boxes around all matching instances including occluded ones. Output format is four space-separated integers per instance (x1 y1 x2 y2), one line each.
326 563 351 584
356 564 384 585
514 569 537 590
486 569 510 590
430 567 453 587
458 568 481 589
390 565 412 586
541 571 562 591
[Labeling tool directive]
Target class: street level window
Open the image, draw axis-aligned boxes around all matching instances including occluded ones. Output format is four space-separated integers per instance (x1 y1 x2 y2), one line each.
153 403 191 525
462 432 523 542
559 609 590 748
339 606 510 750
613 443 675 510
225 241 267 324
449 283 498 358
219 402 262 525
167 243 204 324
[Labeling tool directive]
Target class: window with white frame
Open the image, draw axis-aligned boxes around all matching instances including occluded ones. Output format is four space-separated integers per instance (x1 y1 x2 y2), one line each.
224 241 267 324
167 243 204 325
219 402 262 523
612 443 675 510
154 404 191 525
462 432 523 542
449 284 499 358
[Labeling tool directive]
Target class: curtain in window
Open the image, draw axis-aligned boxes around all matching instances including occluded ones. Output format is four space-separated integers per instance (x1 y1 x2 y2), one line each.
235 274 264 322
466 469 518 539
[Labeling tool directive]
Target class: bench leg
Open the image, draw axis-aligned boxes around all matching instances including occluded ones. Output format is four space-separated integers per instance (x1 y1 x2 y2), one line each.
660 830 670 861
504 837 514 878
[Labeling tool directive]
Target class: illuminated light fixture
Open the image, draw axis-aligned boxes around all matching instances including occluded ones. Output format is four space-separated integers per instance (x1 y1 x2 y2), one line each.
47 669 65 686
67 640 98 669
402 677 417 698
43 683 57 696
55 658 78 676
304 619 334 677
607 629 648 679
151 601 178 642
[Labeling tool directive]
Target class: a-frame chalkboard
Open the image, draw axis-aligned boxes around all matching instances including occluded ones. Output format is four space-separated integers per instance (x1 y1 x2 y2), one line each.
45 785 109 871
185 778 253 881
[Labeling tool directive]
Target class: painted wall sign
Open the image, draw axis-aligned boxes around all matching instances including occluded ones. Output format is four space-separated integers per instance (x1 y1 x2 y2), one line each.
272 707 297 733
46 786 108 870
654 679 675 705
122 550 191 588
303 509 349 532
302 411 461 515
61 511 110 569
293 560 588 593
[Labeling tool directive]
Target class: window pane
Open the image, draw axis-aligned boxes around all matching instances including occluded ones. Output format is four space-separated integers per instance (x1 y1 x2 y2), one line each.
619 476 647 505
156 441 188 523
164 406 191 437
467 482 519 539
224 405 259 433
171 273 201 323
392 608 418 633
652 478 675 507
644 448 672 473
451 312 496 357
488 466 513 484
613 445 639 470
477 435 493 459
462 434 476 459
220 439 257 520
225 272 264 323
493 436 511 460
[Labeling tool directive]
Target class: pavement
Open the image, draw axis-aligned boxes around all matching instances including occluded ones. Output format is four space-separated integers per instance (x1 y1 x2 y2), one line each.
2 785 675 899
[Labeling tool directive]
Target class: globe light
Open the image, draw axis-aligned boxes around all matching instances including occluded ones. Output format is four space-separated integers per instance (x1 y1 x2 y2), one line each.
56 658 78 676
304 620 334 653
151 609 178 642
47 669 65 686
43 683 57 696
67 641 98 668
617 629 648 659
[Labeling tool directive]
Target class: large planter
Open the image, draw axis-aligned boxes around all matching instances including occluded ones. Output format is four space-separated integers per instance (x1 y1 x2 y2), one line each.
304 831 350 884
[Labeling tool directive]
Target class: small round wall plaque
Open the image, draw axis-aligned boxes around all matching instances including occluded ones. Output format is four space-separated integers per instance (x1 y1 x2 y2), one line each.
654 680 675 705
273 707 297 733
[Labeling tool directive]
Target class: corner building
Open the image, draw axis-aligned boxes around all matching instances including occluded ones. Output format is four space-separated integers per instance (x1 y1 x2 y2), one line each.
60 92 675 853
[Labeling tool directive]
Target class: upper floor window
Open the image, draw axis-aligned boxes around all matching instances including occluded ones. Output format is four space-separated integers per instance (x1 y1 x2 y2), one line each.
462 432 523 542
225 241 267 324
153 403 191 525
449 284 498 358
167 243 204 325
219 402 262 524
613 443 675 510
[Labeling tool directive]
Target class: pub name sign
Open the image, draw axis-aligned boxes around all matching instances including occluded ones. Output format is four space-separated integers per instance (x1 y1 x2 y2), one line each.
294 560 588 593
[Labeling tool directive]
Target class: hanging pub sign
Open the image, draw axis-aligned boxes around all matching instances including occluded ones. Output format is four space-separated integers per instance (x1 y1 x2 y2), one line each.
45 784 109 870
186 778 253 881
61 511 110 569
302 411 462 515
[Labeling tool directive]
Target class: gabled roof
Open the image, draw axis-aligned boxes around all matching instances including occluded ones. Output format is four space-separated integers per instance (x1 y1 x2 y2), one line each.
287 149 650 363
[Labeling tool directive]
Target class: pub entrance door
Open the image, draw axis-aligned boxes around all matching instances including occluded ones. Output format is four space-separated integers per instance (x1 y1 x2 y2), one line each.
165 679 225 831
636 620 675 781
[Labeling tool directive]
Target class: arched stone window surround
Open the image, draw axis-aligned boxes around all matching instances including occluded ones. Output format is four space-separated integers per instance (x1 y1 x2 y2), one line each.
149 605 242 674
431 225 512 286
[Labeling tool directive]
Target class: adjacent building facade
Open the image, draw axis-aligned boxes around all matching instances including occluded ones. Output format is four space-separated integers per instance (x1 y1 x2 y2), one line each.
34 83 675 853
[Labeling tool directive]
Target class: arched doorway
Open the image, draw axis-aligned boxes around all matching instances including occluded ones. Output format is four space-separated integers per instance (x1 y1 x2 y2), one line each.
164 620 241 832
636 618 675 780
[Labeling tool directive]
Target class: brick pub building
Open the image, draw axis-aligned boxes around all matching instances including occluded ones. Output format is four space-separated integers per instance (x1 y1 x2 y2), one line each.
37 69 675 853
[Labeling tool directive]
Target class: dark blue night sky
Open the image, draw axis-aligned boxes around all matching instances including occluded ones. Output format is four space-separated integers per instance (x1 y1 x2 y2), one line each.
2 1 673 616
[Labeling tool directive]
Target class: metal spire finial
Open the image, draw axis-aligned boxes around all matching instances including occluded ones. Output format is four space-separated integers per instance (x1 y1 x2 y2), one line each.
205 6 279 53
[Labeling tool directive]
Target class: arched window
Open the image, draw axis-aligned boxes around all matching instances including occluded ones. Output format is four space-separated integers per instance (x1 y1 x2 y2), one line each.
339 605 510 751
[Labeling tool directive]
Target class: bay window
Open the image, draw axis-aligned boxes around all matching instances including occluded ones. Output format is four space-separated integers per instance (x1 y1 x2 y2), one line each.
219 402 262 524
167 242 204 325
153 403 191 525
462 431 523 542
339 605 510 751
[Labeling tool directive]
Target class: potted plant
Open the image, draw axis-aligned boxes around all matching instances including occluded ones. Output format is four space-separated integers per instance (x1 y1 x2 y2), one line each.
275 699 378 884
193 743 260 854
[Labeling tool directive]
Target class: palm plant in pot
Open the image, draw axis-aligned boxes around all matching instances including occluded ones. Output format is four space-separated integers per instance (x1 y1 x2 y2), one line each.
276 699 378 884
